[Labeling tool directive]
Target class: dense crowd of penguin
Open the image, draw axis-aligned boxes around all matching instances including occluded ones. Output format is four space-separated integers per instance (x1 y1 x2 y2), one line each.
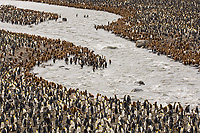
0 0 200 132
0 5 59 25
0 28 199 133
20 0 200 71
96 0 200 69
0 28 111 132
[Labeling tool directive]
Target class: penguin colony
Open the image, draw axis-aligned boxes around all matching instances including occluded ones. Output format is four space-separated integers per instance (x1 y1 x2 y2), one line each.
0 29 199 132
20 0 200 71
0 28 111 132
0 1 200 133
0 5 59 25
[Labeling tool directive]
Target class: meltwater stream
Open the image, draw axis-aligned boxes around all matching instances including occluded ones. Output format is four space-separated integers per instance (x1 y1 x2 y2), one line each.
0 0 200 107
